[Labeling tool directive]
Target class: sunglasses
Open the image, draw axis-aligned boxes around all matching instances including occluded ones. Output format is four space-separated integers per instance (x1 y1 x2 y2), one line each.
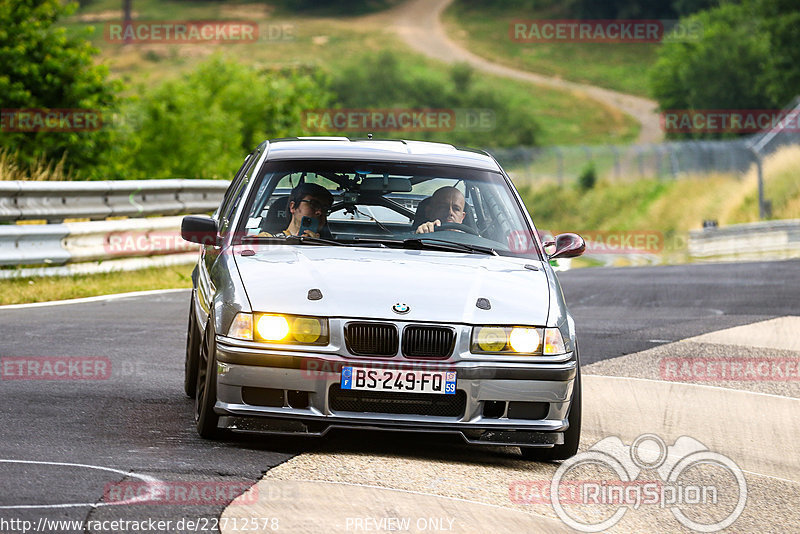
297 199 331 212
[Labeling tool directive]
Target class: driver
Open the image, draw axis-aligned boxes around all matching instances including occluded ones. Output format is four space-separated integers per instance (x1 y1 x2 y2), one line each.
415 186 466 234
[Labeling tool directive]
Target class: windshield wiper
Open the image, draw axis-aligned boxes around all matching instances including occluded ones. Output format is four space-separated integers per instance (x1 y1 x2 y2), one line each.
404 237 498 256
284 235 344 246
241 234 348 247
354 237 497 255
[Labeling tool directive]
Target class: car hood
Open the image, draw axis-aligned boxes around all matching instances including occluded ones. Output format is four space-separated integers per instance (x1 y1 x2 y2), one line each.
233 245 550 325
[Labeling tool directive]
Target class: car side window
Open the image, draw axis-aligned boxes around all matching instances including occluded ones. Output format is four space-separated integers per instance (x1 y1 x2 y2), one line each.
218 149 261 235
216 150 257 221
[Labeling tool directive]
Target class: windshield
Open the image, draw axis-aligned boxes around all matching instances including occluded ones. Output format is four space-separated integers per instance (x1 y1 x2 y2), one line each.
237 160 542 259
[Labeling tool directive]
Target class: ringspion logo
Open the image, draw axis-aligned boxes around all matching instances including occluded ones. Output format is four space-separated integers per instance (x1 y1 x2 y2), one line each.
547 434 747 532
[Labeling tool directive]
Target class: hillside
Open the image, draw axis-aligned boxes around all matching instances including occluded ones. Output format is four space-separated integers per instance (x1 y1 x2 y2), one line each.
442 1 658 97
518 146 800 260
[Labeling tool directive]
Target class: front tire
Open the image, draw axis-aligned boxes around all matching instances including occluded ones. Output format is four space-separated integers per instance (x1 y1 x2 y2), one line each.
184 296 201 398
195 321 222 439
521 364 581 461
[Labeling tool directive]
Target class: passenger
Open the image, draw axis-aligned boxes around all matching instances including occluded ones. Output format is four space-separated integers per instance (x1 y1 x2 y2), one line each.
260 183 333 238
415 186 467 234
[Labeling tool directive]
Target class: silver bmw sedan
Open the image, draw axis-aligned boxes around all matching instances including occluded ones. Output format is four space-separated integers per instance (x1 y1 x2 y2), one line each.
181 137 585 460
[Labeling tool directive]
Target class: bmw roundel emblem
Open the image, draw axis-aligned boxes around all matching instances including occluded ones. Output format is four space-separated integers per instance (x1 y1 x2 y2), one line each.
392 303 410 314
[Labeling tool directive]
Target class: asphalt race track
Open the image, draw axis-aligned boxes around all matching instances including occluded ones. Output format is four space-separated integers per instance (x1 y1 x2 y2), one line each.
559 260 800 364
0 259 797 533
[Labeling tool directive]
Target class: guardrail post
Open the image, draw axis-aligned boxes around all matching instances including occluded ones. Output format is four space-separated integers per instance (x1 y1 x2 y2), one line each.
749 146 767 220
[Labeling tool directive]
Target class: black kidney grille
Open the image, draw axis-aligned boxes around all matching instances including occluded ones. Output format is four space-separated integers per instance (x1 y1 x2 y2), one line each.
402 326 455 359
345 322 398 356
329 385 466 417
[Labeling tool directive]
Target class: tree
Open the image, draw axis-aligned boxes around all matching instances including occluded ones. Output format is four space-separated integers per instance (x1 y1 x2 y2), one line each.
0 0 118 173
757 0 800 106
650 1 776 138
114 56 333 180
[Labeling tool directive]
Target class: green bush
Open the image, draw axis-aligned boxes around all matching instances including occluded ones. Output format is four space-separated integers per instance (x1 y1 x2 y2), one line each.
650 0 800 139
578 164 597 190
101 57 333 180
0 0 118 172
327 50 539 147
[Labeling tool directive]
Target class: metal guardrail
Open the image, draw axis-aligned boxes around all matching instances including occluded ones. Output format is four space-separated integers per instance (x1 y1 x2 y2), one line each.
0 216 201 278
0 179 229 223
2 180 797 278
689 219 800 261
0 179 228 278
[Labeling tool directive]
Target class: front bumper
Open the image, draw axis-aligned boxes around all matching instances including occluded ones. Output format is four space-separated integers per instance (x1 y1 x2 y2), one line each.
214 337 578 448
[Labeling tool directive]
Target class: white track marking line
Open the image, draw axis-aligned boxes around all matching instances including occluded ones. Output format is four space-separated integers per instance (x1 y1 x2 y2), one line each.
588 373 800 401
0 288 190 310
0 459 164 509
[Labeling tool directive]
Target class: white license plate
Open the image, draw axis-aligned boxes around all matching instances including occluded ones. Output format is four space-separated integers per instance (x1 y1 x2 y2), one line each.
340 367 456 395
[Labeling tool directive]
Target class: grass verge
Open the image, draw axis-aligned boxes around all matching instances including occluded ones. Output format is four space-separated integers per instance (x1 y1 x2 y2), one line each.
61 1 637 145
517 146 800 261
442 1 658 97
0 264 193 306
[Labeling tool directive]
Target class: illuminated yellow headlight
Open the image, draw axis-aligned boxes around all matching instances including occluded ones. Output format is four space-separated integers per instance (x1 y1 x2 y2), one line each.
256 315 290 341
475 326 507 352
509 327 541 353
472 325 547 355
293 317 322 343
252 313 329 345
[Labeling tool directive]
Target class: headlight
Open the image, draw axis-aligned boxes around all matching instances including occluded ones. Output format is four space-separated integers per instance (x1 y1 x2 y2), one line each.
543 327 567 355
227 312 329 345
472 326 541 355
471 326 568 356
257 315 291 341
228 313 253 340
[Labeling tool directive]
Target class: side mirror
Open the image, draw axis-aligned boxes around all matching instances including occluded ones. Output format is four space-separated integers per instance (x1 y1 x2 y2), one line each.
549 233 585 259
181 215 218 246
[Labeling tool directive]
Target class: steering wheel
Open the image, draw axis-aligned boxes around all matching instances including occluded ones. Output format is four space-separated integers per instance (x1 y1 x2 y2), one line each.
435 222 478 235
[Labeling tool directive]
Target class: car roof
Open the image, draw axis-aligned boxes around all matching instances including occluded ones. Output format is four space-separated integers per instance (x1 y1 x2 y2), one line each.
263 137 502 172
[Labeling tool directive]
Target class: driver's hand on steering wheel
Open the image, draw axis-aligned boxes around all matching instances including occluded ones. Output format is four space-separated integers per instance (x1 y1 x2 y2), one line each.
415 219 441 234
